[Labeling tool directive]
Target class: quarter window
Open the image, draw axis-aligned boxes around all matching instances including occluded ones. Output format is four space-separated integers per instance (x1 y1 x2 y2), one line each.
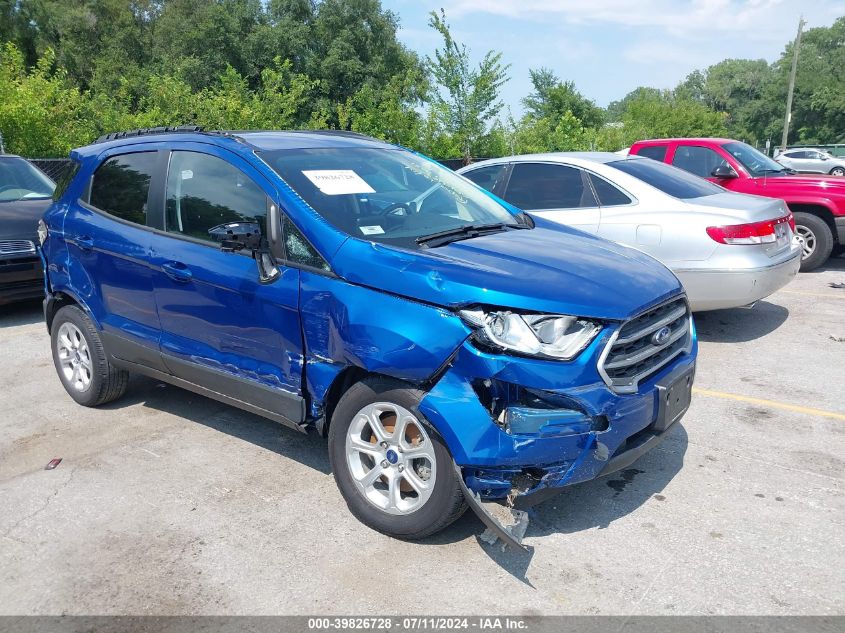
504 163 597 210
671 145 728 178
588 174 632 206
283 216 329 271
165 151 267 242
89 152 158 224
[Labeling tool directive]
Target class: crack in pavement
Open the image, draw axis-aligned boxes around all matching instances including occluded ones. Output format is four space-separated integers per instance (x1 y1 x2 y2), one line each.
1 466 79 541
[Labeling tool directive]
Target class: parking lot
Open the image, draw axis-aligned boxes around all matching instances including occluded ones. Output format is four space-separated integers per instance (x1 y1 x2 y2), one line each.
1 257 843 616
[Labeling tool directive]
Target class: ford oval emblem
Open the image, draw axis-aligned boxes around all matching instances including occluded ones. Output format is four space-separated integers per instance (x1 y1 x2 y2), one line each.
651 326 672 346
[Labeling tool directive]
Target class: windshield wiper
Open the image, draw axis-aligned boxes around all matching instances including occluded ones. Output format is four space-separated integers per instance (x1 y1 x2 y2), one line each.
415 222 526 248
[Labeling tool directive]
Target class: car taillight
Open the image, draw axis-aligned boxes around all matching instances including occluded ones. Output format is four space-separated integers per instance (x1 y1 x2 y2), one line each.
786 212 796 231
706 215 792 245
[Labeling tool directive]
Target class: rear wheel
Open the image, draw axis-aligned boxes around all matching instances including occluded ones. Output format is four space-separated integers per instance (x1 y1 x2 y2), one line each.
51 305 129 406
793 212 834 272
328 378 467 539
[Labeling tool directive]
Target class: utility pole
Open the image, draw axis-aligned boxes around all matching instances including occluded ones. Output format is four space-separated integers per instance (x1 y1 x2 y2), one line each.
781 16 805 151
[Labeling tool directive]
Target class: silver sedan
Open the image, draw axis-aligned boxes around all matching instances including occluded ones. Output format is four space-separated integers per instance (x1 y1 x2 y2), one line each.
459 153 801 311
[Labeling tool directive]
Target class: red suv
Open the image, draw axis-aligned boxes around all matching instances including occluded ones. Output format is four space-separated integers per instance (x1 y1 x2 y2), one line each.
629 138 845 271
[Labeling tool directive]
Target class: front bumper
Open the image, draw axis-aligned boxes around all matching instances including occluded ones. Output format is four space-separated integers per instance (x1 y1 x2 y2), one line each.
0 255 44 306
419 321 697 506
673 248 801 311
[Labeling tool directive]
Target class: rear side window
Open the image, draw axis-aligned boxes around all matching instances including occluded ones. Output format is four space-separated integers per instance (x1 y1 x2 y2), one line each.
635 145 668 162
608 158 723 199
462 164 506 193
504 163 597 210
588 174 632 206
165 151 267 243
89 153 158 224
671 145 728 178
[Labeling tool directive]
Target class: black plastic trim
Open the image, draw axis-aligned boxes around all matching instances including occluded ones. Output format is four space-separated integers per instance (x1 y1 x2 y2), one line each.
110 356 307 433
160 353 306 425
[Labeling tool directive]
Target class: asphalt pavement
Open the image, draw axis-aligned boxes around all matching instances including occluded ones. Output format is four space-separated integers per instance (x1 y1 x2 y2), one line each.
1 257 843 615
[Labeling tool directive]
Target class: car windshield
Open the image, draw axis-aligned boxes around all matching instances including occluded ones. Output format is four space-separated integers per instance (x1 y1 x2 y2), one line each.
0 157 55 202
723 141 788 177
608 157 724 199
261 147 522 248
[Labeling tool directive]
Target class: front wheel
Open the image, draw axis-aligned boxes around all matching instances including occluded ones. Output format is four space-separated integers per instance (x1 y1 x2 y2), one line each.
328 378 467 539
793 212 834 272
829 166 845 177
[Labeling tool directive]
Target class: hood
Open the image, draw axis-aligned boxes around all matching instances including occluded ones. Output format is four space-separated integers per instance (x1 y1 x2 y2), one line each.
330 222 682 321
686 191 788 222
0 198 52 241
751 174 845 198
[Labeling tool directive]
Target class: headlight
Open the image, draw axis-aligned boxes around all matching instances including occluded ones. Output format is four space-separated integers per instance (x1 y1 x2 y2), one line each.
460 308 601 360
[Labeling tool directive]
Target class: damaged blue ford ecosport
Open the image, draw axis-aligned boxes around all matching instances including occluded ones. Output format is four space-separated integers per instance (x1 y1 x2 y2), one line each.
39 128 696 547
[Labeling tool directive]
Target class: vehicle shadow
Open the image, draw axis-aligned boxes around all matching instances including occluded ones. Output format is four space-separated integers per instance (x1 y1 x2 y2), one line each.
805 252 845 273
0 299 43 328
693 301 789 343
101 374 332 475
420 423 689 585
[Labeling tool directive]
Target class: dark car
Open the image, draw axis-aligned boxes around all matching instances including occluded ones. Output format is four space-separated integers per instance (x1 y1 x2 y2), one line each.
0 155 55 305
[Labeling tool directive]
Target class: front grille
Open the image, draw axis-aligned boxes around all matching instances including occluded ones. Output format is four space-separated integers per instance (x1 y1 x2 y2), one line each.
599 296 692 393
0 240 36 256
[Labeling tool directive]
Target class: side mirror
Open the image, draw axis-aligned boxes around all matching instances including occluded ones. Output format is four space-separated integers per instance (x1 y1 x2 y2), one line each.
711 164 738 179
207 221 280 284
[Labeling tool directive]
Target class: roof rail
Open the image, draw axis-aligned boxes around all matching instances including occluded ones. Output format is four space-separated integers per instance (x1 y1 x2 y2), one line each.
296 129 378 140
94 125 206 144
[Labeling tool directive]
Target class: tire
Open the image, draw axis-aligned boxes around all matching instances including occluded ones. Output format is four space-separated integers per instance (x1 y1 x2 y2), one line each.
793 212 834 272
328 377 467 539
829 166 845 177
51 305 129 407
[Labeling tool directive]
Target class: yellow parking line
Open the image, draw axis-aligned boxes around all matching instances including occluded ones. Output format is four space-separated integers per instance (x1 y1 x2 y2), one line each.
781 290 845 299
693 388 845 421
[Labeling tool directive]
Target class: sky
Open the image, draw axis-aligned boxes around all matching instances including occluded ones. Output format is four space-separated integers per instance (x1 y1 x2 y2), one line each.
391 0 844 115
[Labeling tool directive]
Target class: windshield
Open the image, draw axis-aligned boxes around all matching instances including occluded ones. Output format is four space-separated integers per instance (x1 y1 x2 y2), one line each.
723 142 788 177
0 158 55 202
608 157 724 199
262 148 522 248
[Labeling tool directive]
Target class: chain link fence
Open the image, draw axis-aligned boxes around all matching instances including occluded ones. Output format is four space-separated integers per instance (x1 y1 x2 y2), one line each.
29 158 75 183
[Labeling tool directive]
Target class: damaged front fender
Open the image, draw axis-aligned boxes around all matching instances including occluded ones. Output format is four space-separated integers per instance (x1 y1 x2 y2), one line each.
299 270 471 422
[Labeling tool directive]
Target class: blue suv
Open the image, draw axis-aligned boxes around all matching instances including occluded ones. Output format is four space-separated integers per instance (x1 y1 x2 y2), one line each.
40 128 696 547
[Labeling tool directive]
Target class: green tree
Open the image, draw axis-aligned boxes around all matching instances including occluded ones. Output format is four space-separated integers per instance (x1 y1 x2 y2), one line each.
0 44 100 156
425 9 510 162
522 68 604 129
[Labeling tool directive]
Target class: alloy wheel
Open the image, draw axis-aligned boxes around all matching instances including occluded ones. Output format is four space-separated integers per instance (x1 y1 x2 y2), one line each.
831 167 845 176
56 322 93 392
795 225 816 260
345 402 436 515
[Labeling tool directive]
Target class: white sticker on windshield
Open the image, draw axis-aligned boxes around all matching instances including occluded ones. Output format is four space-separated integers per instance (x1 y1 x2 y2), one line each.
181 169 193 180
360 225 385 235
302 170 375 195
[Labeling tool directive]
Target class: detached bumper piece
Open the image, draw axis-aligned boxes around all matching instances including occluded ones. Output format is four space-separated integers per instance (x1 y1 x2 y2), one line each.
455 462 530 551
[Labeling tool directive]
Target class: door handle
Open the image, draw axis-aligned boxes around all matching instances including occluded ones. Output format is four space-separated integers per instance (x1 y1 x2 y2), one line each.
76 235 94 251
161 261 193 282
